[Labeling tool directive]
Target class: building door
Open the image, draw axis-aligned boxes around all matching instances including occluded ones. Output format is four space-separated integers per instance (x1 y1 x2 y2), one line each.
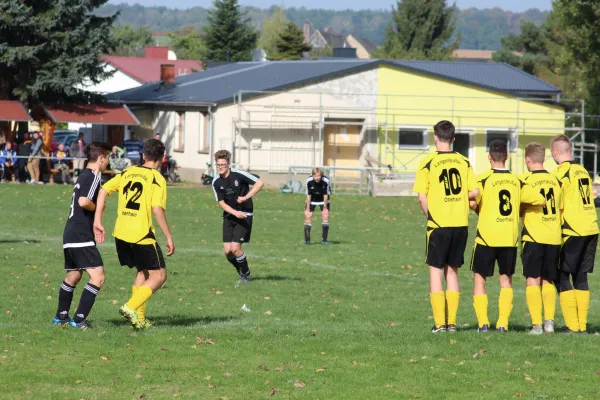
323 124 361 176
108 125 125 147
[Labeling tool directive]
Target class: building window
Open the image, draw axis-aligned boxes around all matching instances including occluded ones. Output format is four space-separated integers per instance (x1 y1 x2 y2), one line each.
176 112 185 151
398 128 428 149
199 112 209 152
486 130 514 152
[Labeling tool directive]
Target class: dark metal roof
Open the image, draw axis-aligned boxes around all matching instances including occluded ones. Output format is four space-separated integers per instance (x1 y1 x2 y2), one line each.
107 59 561 107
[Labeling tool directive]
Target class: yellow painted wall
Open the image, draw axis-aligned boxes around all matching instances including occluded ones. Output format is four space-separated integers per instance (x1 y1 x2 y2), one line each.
376 65 565 175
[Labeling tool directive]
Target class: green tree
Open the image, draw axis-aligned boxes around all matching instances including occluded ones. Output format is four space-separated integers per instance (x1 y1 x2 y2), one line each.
169 31 206 61
112 24 154 57
270 22 311 60
375 0 459 60
492 21 550 74
258 6 288 59
0 1 117 105
203 0 258 62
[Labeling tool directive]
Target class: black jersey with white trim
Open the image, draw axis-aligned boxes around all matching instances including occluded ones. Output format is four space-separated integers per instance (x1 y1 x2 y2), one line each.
63 169 101 247
212 169 260 217
306 176 331 204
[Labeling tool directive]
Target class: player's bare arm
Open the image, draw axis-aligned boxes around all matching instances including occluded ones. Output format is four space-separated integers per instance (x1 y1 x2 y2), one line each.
78 197 96 212
93 188 109 244
237 178 264 203
468 188 480 200
152 206 175 256
418 193 428 217
218 200 247 219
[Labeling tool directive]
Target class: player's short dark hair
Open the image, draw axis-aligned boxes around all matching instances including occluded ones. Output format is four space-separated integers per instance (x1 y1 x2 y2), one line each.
525 142 545 163
214 149 231 163
551 134 572 152
489 140 507 161
86 141 111 162
433 120 455 143
144 139 165 162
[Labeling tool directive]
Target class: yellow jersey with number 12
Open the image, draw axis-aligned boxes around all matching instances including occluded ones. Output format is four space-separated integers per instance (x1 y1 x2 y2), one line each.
413 151 477 228
102 165 167 245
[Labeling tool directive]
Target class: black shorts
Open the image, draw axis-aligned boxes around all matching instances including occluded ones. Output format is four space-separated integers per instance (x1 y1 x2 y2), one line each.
115 238 166 271
470 243 517 277
521 242 560 279
63 245 104 271
223 215 253 243
560 234 598 274
425 227 468 268
309 202 330 213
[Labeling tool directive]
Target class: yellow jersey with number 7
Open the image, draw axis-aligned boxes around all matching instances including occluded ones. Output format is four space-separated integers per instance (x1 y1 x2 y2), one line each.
102 165 167 244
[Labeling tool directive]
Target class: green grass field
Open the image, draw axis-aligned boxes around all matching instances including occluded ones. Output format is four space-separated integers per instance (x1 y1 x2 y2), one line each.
1 185 599 399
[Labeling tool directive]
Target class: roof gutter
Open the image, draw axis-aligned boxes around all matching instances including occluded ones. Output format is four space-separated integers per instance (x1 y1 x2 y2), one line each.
107 99 214 107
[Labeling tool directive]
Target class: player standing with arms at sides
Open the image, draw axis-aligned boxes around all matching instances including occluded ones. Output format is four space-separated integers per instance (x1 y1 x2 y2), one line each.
94 139 175 330
470 140 545 333
53 142 112 329
304 168 331 245
413 120 479 333
551 134 599 334
520 143 563 335
212 150 264 282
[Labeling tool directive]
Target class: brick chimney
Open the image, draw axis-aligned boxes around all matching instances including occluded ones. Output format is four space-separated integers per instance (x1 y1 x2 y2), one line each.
145 46 169 59
160 64 175 84
303 20 310 44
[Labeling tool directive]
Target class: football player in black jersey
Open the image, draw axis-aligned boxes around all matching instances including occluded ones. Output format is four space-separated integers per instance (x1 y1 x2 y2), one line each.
52 141 111 329
304 168 331 245
212 150 264 282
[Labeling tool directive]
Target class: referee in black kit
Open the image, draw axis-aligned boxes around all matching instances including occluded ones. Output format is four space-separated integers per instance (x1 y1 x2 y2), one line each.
304 168 331 245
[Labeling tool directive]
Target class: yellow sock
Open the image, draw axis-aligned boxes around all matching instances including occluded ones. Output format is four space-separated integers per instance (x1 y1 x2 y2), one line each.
473 294 489 328
559 290 579 331
541 283 556 321
445 290 460 326
574 289 590 332
526 286 543 325
126 285 153 311
430 291 446 328
497 288 514 330
132 286 147 322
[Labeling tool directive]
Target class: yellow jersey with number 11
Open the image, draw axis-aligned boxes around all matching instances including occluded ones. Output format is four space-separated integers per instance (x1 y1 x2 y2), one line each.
102 166 167 245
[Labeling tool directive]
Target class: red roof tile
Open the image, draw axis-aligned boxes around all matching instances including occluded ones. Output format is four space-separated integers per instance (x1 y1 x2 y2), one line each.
43 104 140 125
0 101 32 121
101 56 205 83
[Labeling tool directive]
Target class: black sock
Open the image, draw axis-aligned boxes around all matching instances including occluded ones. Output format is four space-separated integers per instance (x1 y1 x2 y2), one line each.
56 281 75 319
73 283 100 323
322 223 330 242
236 253 251 277
227 256 240 274
304 224 311 242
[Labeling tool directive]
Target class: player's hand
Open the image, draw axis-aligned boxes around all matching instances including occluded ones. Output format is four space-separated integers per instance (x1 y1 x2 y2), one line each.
235 211 248 219
94 222 106 244
236 196 247 204
166 237 175 256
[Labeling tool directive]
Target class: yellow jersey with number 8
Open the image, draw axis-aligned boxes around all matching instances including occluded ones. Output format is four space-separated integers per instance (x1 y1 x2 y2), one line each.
102 166 167 244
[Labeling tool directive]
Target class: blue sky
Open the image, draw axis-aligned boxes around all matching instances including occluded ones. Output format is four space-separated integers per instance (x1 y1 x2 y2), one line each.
109 0 553 12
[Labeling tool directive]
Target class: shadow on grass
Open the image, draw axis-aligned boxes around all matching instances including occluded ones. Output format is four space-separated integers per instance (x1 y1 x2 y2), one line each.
252 275 302 282
106 315 238 327
0 239 41 244
460 324 534 333
302 240 344 245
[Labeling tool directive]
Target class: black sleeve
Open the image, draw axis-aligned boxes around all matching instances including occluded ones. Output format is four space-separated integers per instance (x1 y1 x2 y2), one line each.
212 179 225 202
76 173 95 200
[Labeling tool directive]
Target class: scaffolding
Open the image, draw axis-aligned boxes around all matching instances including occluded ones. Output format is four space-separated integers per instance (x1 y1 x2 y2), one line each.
231 89 593 177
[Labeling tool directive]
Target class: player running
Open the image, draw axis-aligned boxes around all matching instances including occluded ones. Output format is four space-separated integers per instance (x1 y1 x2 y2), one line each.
520 142 563 335
470 140 545 333
413 120 479 333
551 134 599 334
53 142 111 329
212 150 264 283
304 168 331 245
94 139 175 330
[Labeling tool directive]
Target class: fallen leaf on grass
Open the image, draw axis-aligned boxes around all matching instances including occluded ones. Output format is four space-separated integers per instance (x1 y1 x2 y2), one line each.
524 361 533 365
351 360 357 365
204 376 211 381
100 356 109 361
524 374 535 383
294 380 305 388
316 366 326 372
264 296 271 300
208 385 216 389
224 372 232 377
196 337 215 345
75 380 82 384
215 291 223 295
473 349 486 360
449 339 456 344
389 322 395 327
264 311 272 315
270 387 280 396
112 300 119 305
160 347 168 351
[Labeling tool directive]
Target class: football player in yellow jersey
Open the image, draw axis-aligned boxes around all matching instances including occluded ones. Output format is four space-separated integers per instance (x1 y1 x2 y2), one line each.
413 120 479 333
520 142 563 335
551 134 599 334
470 140 545 333
94 139 175 329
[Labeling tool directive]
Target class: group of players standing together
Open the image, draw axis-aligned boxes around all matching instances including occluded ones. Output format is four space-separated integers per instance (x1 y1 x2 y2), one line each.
415 120 599 335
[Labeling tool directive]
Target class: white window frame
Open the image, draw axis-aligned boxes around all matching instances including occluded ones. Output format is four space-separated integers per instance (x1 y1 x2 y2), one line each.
198 112 210 153
485 128 517 153
397 126 429 150
175 111 185 152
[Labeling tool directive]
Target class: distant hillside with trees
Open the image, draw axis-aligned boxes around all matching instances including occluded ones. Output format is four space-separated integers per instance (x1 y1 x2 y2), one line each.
95 3 548 50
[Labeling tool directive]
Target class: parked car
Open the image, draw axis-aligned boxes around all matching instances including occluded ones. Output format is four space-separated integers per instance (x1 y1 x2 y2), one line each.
50 130 78 153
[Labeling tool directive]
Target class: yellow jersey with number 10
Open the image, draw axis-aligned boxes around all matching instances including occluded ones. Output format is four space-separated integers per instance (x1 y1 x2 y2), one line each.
102 166 167 245
413 151 477 228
